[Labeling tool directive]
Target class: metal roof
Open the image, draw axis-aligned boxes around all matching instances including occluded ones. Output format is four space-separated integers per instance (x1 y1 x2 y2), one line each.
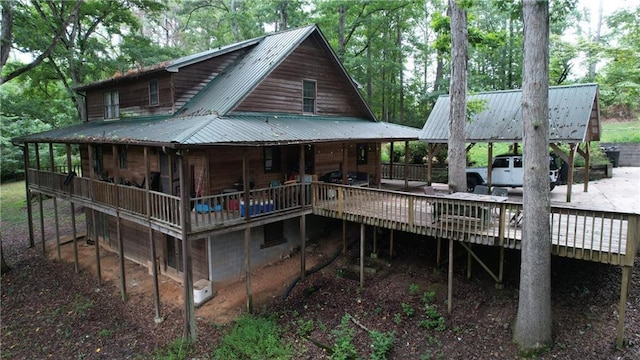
419 83 600 143
75 38 262 91
14 113 420 146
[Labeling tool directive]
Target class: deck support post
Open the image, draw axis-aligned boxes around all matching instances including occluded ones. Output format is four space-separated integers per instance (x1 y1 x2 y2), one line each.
66 144 79 273
112 145 126 301
144 147 162 323
300 144 306 281
389 229 394 259
616 266 632 348
372 226 377 255
447 239 453 313
49 143 61 260
242 149 253 315
342 220 347 254
466 244 472 279
35 144 46 254
87 145 101 285
577 142 590 192
359 223 365 288
23 143 35 248
496 246 505 289
178 153 196 341
436 238 442 268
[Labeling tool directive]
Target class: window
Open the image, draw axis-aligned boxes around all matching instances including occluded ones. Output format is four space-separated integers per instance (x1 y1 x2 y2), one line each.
92 145 103 174
262 221 286 248
149 79 159 105
513 157 523 168
356 143 368 165
118 146 128 169
103 91 120 119
302 80 316 113
264 147 281 172
493 157 509 168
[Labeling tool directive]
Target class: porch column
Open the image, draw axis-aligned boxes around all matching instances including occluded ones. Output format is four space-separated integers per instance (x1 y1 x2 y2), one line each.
487 143 493 188
577 142 590 192
66 144 79 273
404 141 409 189
299 145 306 281
35 144 46 254
87 145 102 285
111 145 127 301
144 147 162 322
341 143 348 185
49 144 61 260
375 143 382 189
389 142 394 180
178 151 196 340
22 143 35 247
427 143 432 185
566 143 576 203
242 149 253 314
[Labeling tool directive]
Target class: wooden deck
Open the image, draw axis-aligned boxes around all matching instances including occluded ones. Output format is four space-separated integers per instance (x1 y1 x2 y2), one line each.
312 183 637 266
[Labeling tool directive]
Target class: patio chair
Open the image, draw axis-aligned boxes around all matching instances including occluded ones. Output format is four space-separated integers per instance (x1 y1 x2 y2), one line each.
473 184 489 195
491 187 508 197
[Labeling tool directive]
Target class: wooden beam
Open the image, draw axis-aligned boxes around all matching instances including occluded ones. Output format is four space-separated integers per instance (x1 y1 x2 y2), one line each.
342 143 348 185
299 144 306 281
375 143 382 189
178 153 196 340
360 223 365 288
372 226 377 255
389 229 394 259
404 141 409 189
566 144 576 203
49 143 61 260
342 219 347 254
35 144 46 254
112 145 127 301
577 142 590 192
66 144 79 273
242 150 253 314
487 143 493 188
145 147 162 323
87 145 101 285
389 142 394 180
448 239 453 313
616 266 632 348
427 143 432 185
23 143 35 248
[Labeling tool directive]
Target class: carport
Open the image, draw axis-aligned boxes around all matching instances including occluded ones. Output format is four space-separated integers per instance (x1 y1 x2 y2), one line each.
419 83 602 202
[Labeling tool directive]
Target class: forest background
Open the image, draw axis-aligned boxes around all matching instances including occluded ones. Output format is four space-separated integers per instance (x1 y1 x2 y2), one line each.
1 0 639 180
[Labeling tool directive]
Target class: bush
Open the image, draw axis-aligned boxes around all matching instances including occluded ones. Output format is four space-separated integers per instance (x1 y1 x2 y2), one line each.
213 315 292 360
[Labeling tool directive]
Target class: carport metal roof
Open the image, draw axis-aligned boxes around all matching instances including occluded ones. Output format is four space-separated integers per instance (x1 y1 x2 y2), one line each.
419 83 601 143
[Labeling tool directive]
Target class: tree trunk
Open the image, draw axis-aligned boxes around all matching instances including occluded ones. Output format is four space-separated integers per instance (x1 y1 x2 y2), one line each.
0 235 9 275
514 0 552 354
447 0 468 193
338 5 346 56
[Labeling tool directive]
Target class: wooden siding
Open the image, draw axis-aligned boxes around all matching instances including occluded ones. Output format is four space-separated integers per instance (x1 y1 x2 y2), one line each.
80 145 160 186
173 51 245 111
233 35 371 118
85 76 174 121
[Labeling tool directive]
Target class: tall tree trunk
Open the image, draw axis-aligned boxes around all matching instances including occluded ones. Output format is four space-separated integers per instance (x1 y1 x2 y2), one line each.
433 52 443 93
231 0 239 41
397 16 405 124
514 0 552 353
587 0 603 79
447 0 468 193
0 0 13 72
338 5 346 56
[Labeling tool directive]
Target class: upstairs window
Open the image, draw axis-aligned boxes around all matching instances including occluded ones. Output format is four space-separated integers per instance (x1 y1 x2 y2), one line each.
302 80 316 113
104 91 120 119
149 79 159 105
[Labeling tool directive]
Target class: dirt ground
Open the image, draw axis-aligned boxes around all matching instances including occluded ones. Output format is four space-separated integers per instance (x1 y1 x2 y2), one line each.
2 169 639 359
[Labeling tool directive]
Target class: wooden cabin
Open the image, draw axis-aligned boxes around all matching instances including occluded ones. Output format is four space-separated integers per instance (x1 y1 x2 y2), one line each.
14 24 420 338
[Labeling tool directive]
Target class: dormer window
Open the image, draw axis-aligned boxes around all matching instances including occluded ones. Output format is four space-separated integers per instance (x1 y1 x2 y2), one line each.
104 90 120 119
149 79 159 105
303 80 316 114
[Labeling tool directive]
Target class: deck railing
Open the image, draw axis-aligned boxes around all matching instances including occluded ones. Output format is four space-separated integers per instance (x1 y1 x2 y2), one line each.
27 170 638 265
190 182 310 229
381 163 427 181
312 183 638 266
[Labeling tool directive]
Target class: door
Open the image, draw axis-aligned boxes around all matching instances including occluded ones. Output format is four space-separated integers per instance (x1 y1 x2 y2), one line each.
510 156 524 186
165 235 183 274
491 157 511 186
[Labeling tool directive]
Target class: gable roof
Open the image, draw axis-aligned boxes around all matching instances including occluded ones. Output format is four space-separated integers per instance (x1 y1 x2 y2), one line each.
177 24 376 119
14 113 420 147
420 83 601 143
15 24 420 146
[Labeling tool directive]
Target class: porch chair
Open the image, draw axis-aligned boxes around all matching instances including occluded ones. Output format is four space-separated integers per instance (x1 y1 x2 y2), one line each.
473 184 489 195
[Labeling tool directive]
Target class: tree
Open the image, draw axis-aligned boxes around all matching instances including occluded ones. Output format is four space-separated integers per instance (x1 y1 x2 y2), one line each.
514 0 552 354
447 0 467 193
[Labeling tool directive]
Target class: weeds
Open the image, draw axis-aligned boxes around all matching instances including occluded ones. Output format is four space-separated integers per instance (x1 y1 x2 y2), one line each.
330 315 358 360
213 314 291 359
401 303 415 317
370 330 396 360
409 283 420 296
152 338 193 360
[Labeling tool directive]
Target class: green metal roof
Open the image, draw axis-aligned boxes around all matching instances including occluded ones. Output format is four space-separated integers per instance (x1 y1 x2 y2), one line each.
420 83 601 143
13 113 420 146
